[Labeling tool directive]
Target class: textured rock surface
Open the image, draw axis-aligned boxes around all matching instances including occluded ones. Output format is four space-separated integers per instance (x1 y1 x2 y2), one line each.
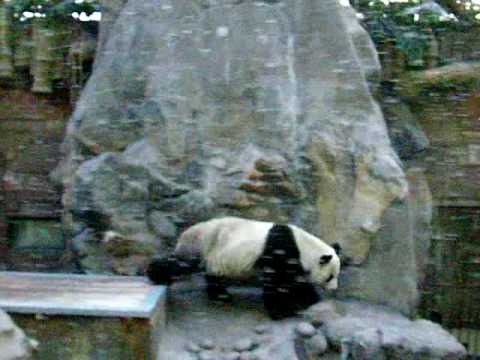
303 300 467 360
156 286 466 360
336 167 431 315
382 96 429 160
303 333 328 357
56 0 407 271
0 310 36 360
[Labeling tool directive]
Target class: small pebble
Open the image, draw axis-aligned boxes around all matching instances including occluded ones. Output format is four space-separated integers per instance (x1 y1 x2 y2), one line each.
304 333 328 355
185 342 202 353
238 352 259 360
199 338 216 350
198 350 217 360
254 324 269 334
233 338 255 352
222 352 240 360
295 322 316 338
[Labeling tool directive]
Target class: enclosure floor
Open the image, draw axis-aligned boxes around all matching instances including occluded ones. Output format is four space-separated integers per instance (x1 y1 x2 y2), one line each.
157 275 306 360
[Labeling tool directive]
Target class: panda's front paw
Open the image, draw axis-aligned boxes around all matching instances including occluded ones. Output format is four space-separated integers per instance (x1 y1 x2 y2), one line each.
146 258 173 285
264 291 297 320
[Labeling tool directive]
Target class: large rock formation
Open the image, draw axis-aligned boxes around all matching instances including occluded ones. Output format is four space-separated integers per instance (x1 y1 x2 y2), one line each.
336 167 432 315
54 0 428 313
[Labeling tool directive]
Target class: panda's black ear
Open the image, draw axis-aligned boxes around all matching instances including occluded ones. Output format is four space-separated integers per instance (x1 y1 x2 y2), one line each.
320 254 333 265
332 242 341 255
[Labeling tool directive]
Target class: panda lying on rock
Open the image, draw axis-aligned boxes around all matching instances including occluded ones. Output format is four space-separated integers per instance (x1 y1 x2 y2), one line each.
147 217 341 320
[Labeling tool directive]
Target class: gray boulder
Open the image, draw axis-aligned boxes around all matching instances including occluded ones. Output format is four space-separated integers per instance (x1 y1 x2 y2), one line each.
303 300 467 360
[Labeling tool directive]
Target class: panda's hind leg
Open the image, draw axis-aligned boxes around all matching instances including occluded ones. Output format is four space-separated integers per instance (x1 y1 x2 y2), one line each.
205 274 233 302
146 255 199 285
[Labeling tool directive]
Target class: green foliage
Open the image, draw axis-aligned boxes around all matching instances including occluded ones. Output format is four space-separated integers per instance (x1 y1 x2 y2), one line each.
355 0 460 66
5 0 100 23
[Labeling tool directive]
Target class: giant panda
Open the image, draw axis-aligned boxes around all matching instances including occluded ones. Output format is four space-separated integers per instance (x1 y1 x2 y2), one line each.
147 217 341 319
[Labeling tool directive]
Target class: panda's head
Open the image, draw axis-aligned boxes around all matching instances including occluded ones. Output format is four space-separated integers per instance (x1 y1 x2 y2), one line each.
306 242 341 290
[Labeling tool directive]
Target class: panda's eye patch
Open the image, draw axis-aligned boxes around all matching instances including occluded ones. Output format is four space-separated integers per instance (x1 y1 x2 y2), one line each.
320 255 333 265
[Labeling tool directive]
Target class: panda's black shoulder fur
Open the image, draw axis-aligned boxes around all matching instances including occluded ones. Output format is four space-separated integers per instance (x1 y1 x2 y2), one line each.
262 223 300 261
258 223 303 280
258 223 319 320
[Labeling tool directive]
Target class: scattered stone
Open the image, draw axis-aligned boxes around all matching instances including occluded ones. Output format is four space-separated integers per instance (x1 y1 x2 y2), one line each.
295 322 316 338
344 327 383 360
233 338 255 352
185 341 202 353
319 300 467 360
222 352 241 360
238 352 259 360
304 333 328 356
198 350 218 360
199 338 216 350
253 325 269 335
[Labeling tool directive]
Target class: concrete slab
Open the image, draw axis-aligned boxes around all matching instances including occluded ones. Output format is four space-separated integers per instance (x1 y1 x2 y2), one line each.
0 271 166 360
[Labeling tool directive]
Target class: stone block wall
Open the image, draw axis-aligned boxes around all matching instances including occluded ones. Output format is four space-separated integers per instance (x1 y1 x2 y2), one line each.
0 151 6 266
409 90 480 206
391 74 480 328
0 88 71 270
370 14 480 325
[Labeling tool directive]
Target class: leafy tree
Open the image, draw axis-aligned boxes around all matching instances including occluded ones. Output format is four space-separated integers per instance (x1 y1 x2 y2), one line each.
353 0 478 67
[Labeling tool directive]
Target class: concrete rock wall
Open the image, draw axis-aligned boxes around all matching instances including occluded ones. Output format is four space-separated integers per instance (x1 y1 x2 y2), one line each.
54 0 424 314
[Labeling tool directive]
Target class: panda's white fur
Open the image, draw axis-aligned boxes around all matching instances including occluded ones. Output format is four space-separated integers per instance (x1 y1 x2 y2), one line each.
173 217 340 290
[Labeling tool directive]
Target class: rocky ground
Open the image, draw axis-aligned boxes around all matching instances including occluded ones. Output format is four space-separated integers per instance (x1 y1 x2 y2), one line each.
158 276 468 360
157 275 304 360
0 273 468 360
